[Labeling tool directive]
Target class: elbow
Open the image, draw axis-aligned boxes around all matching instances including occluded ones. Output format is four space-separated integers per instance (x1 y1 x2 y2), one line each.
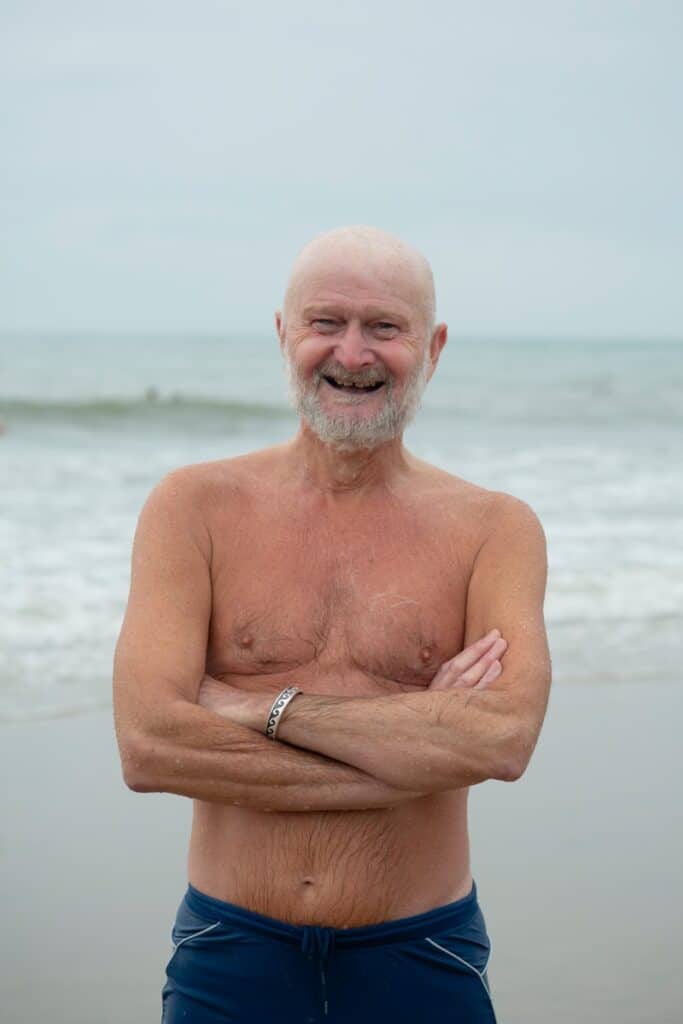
491 726 536 782
432 713 539 788
492 754 526 783
118 732 162 793
123 767 158 793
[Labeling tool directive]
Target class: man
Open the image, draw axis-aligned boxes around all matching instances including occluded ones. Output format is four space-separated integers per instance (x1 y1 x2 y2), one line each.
113 225 551 1023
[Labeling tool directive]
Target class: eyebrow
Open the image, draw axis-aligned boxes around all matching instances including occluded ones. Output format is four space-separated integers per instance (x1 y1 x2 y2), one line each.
301 303 409 323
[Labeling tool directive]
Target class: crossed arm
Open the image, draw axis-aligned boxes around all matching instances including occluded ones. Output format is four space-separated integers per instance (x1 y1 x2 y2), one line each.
113 471 551 812
199 496 550 790
114 472 420 812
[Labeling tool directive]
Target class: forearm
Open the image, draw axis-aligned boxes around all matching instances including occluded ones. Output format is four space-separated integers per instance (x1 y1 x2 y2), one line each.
116 698 423 812
239 688 528 791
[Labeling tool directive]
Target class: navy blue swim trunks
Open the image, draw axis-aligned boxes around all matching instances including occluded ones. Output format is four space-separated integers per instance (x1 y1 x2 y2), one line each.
161 881 497 1023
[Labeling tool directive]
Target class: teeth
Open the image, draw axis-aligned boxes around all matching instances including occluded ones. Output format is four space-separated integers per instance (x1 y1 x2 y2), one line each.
325 375 384 389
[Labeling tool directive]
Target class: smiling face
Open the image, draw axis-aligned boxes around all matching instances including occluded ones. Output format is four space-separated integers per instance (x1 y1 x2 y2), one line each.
278 228 446 451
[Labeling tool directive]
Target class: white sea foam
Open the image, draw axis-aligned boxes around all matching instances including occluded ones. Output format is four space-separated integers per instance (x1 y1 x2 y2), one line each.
1 334 681 718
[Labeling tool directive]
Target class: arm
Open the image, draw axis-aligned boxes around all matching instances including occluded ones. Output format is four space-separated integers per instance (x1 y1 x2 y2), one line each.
210 495 551 791
113 470 423 812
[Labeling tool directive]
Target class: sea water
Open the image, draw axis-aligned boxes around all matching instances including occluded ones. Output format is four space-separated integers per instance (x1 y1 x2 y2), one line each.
1 333 681 720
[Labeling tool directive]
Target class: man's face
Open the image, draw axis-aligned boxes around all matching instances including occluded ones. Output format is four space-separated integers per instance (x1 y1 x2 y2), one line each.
280 261 438 451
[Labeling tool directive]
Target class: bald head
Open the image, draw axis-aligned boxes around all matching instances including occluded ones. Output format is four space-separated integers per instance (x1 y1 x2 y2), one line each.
281 225 436 335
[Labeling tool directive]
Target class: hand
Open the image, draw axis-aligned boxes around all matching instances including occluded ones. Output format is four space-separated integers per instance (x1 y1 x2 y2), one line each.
197 674 265 728
428 630 508 692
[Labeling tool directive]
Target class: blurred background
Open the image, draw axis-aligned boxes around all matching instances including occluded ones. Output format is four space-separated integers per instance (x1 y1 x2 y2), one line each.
1 3 681 1022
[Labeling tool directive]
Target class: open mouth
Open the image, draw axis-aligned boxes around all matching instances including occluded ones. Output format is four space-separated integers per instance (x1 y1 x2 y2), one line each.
322 376 385 394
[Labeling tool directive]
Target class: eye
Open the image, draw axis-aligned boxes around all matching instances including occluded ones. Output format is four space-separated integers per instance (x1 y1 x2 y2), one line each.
312 318 340 333
373 321 399 336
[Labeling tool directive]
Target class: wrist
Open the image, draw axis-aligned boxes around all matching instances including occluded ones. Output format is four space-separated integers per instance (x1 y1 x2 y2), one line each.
210 688 273 730
235 690 302 735
243 691 275 732
264 686 303 739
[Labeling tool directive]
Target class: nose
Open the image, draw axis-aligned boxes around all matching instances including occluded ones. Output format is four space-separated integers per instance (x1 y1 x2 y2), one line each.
333 321 375 372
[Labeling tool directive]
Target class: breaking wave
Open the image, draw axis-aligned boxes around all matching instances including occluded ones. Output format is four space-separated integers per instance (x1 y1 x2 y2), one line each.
0 394 294 428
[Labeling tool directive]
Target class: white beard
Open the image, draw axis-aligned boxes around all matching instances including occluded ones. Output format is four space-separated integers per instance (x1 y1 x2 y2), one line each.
284 349 431 451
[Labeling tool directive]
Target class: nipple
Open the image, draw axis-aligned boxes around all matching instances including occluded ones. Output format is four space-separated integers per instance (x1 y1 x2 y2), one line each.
420 646 433 664
239 634 254 649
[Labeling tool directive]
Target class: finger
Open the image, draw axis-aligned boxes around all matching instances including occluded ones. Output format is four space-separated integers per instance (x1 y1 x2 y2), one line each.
474 660 502 689
429 664 457 691
450 638 507 688
442 629 503 678
429 631 505 691
452 637 507 683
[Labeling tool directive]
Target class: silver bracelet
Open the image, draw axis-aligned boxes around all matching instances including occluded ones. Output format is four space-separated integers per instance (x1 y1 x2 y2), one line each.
265 686 301 740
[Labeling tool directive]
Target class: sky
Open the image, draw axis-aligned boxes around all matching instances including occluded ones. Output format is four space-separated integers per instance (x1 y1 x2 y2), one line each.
1 1 682 339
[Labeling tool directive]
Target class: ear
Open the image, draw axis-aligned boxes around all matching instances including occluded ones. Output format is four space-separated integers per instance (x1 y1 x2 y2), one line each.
426 323 448 379
275 310 285 349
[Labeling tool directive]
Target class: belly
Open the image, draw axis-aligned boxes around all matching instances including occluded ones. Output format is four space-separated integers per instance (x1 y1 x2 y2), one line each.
188 790 471 927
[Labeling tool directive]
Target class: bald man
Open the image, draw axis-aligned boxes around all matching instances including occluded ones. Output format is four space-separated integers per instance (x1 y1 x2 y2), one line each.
113 226 551 1023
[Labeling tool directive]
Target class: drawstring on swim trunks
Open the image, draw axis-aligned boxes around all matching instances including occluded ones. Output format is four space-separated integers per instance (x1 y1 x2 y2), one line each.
301 926 336 1017
301 925 336 962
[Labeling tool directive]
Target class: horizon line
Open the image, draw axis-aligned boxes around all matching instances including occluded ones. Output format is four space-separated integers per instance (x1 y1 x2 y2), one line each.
1 329 682 345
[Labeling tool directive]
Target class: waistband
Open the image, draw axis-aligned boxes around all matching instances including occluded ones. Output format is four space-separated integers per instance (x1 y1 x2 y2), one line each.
185 880 480 950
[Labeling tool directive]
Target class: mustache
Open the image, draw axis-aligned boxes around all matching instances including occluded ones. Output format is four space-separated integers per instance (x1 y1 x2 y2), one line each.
315 361 389 387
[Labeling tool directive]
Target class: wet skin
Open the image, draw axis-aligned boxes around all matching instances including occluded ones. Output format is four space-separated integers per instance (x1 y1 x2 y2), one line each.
187 449 506 926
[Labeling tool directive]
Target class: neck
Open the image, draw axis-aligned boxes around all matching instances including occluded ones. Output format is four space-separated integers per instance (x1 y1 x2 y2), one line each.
287 422 410 493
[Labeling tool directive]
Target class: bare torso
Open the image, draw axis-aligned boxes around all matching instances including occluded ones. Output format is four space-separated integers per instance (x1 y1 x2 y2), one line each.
187 446 492 927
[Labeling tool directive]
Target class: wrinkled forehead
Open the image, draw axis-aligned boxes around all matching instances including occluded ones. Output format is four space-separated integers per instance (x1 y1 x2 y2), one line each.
284 240 434 326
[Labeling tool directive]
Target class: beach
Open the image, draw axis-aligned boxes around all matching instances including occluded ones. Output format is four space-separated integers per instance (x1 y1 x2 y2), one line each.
1 683 681 1023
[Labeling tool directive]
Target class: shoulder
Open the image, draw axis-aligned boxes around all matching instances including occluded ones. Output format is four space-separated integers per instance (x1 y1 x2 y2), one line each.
476 489 545 533
406 457 546 564
139 446 288 542
410 456 542 525
472 493 546 571
140 461 230 525
145 445 286 509
463 490 549 655
470 491 548 597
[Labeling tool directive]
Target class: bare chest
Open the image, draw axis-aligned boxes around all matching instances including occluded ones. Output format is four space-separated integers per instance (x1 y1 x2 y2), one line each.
206 512 473 691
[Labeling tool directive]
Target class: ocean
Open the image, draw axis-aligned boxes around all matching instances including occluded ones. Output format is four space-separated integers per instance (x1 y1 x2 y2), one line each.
1 333 681 721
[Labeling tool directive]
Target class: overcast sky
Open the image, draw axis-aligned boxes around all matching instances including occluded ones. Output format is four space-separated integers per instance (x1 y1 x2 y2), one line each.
1 1 681 339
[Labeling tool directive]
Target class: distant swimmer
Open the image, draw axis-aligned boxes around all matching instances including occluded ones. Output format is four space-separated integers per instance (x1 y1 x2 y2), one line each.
113 225 552 1023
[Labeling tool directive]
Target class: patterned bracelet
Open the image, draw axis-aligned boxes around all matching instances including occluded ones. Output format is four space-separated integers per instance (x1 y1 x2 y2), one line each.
265 686 302 740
